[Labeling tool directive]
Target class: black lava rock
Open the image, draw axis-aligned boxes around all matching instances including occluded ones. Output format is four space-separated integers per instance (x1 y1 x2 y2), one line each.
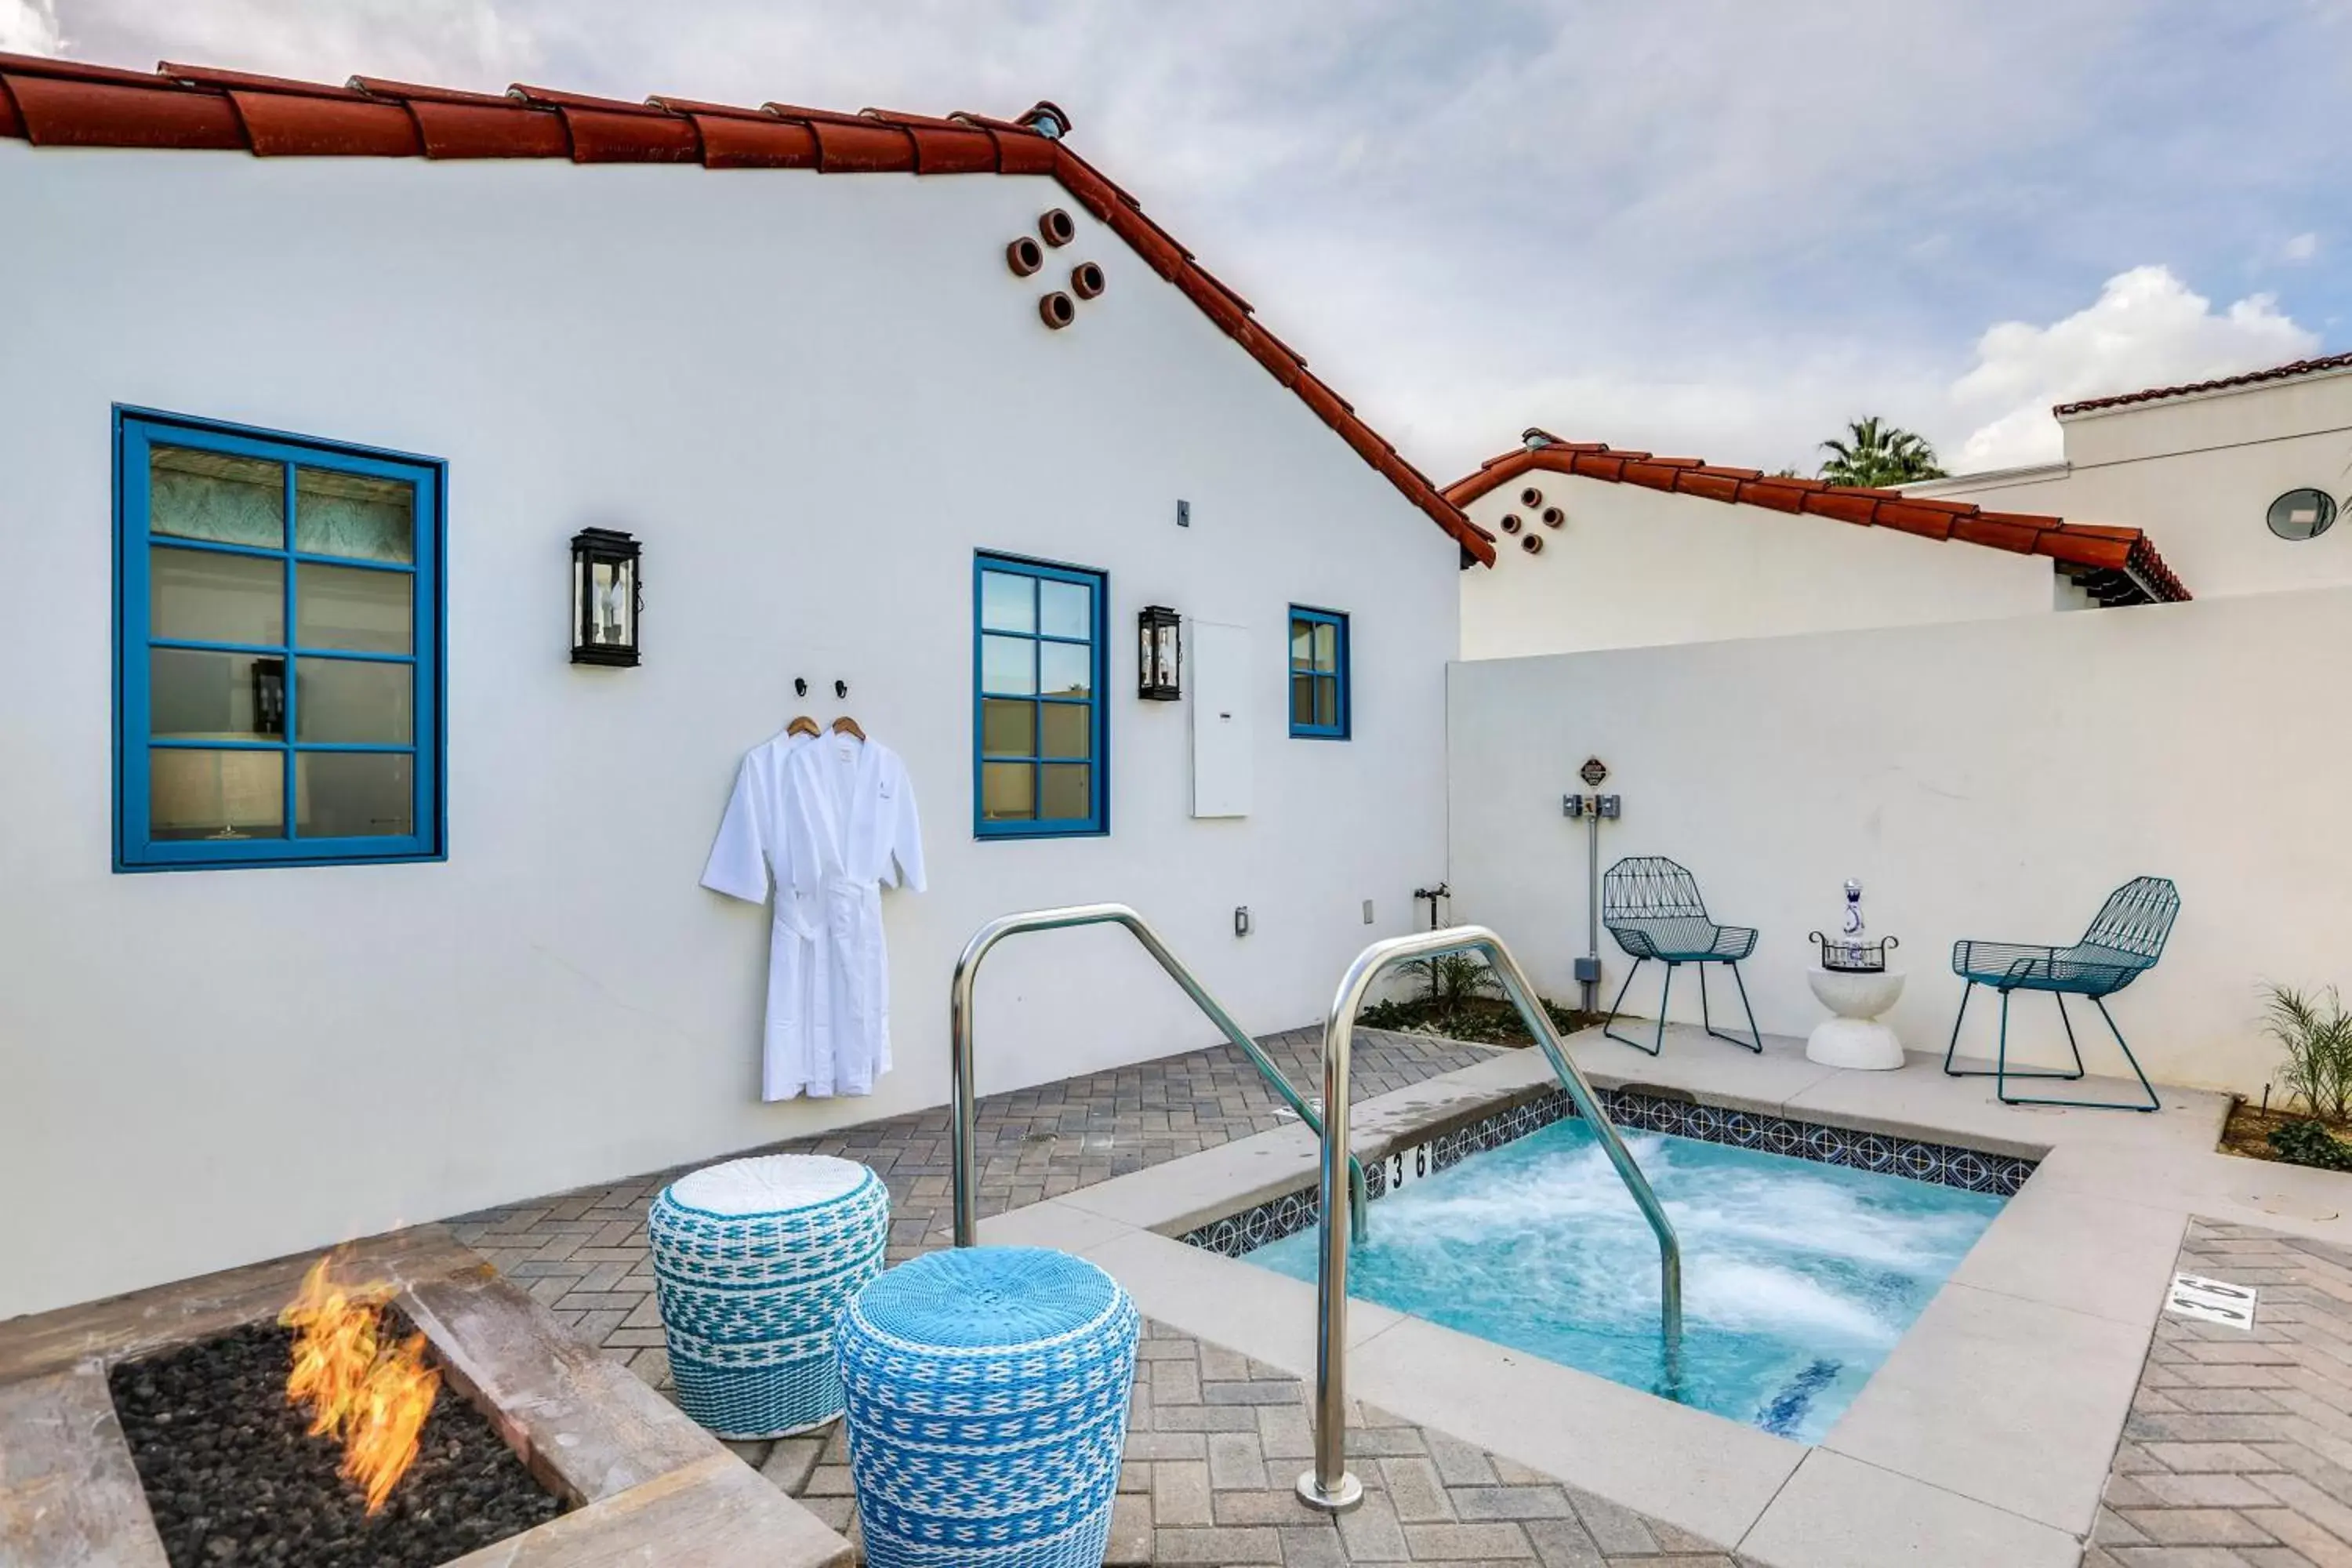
110 1319 564 1568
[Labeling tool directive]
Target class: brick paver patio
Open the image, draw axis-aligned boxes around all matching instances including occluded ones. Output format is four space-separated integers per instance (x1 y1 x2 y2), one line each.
448 1026 2352 1566
2088 1218 2352 1568
768 1321 1740 1566
448 1025 1747 1563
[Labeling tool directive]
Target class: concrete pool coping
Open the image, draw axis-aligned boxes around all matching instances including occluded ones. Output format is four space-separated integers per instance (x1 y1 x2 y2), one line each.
975 1024 2352 1568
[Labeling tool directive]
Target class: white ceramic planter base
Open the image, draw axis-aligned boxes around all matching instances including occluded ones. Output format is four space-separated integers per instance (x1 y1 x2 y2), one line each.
1805 967 1907 1070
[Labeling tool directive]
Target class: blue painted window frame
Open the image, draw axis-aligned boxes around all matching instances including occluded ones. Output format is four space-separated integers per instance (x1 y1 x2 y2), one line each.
1288 605 1351 740
113 407 448 872
973 552 1109 839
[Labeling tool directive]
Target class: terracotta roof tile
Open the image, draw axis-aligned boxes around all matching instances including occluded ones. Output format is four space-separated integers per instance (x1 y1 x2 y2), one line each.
232 90 423 157
555 105 700 164
0 49 1489 563
1950 514 2048 554
2054 351 2352 416
642 94 771 118
506 83 666 114
1669 470 1744 504
901 122 999 175
1798 490 1881 528
1732 477 1813 514
688 113 820 170
0 49 169 85
1872 501 1959 542
3 73 245 148
789 113 916 173
1446 439 2187 604
403 98 569 159
160 62 372 98
345 74 513 107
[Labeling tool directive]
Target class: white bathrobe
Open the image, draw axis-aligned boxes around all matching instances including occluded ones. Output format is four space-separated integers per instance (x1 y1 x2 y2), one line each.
702 728 924 1100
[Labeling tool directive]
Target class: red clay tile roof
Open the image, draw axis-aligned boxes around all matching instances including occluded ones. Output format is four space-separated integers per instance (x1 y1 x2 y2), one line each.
1448 432 2190 605
0 50 1493 565
2053 351 2352 416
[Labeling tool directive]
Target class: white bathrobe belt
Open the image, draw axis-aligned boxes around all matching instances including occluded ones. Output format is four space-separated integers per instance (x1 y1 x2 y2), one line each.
778 873 880 941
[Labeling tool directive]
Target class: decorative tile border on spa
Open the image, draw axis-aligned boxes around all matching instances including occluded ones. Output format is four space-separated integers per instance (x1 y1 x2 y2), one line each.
1176 1085 2038 1259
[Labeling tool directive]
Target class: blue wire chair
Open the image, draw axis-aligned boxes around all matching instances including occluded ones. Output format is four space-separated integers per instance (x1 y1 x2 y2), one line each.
1601 856 1762 1057
1942 876 2178 1112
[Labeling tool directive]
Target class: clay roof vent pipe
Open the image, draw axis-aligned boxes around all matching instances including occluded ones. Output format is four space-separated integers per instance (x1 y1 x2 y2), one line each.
1020 100 1073 140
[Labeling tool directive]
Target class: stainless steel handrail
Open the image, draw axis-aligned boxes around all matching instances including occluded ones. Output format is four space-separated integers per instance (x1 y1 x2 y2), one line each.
1297 924 1684 1514
949 902 1370 1249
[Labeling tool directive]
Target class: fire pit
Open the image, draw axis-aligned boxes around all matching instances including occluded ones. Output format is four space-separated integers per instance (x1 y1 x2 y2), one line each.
112 1314 562 1567
0 1225 851 1567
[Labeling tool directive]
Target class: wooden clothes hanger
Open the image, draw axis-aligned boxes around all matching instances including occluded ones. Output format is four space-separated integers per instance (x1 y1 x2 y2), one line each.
786 715 820 738
831 714 866 741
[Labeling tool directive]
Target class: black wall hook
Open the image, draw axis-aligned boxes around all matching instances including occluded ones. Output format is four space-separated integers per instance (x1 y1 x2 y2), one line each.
794 677 808 697
835 680 849 700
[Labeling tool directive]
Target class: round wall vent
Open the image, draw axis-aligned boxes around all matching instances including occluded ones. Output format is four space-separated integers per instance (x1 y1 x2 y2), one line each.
1040 208 1077 247
1519 487 1544 508
1071 260 1105 299
2268 488 2338 541
1498 514 1523 534
1006 236 1044 277
1039 292 1076 329
1521 533 1544 554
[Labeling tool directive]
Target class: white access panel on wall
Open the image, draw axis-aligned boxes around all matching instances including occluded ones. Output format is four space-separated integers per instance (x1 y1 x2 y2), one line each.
1190 621 1252 817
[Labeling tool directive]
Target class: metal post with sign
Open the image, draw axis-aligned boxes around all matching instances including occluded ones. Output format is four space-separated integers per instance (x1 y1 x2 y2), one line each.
1561 757 1621 1012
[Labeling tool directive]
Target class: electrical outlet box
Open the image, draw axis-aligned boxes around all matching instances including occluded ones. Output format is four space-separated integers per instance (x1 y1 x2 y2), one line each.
1362 899 1375 924
1177 499 1191 528
1574 956 1602 984
1233 905 1251 937
1597 794 1621 819
1563 793 1585 818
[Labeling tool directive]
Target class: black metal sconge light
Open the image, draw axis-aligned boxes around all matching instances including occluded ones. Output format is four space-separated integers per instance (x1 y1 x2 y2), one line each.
570 528 641 667
1138 605 1181 701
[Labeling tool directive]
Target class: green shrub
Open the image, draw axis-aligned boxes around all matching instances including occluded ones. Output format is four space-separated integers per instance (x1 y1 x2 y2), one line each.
2262 985 2352 1122
2269 1117 2352 1171
1396 952 1503 1021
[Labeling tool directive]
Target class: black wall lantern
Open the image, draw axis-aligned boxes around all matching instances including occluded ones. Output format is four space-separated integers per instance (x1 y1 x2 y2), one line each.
570 528 641 666
1138 605 1181 700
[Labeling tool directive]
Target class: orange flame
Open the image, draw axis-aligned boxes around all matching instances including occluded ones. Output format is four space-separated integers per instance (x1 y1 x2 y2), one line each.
279 1254 441 1515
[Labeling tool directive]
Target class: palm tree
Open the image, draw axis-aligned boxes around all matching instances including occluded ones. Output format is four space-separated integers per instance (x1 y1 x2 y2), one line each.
1817 417 1947 487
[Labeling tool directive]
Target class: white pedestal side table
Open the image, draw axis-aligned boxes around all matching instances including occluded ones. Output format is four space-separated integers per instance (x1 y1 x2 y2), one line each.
1805 967 1907 1069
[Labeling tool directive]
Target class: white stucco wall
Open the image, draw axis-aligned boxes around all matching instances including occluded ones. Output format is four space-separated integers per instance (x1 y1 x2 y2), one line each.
1910 368 2352 600
1447 587 2352 1098
0 140 1461 1319
1457 473 2060 660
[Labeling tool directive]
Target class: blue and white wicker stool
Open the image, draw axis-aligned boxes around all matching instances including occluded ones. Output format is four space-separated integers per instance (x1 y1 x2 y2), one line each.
837 1246 1140 1568
648 1153 888 1439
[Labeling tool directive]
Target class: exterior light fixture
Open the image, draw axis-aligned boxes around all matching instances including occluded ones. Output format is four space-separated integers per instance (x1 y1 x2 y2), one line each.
1138 604 1181 700
570 528 641 666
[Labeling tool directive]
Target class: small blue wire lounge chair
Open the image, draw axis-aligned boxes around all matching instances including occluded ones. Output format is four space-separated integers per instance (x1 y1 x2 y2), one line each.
1601 856 1762 1057
1942 876 2179 1112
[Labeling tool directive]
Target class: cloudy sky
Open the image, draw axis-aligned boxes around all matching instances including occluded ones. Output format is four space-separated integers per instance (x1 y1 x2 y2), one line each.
9 1 2346 480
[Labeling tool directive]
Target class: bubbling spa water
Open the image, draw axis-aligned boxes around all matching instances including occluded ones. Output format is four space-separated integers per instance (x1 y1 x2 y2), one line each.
1247 1118 2004 1441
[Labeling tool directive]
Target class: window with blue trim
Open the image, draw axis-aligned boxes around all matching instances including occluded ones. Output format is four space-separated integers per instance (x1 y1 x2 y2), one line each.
975 554 1107 837
114 410 445 870
1288 606 1350 739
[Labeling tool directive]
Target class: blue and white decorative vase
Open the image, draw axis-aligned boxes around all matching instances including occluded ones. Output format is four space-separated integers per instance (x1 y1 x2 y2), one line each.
837 1246 1140 1568
648 1153 890 1439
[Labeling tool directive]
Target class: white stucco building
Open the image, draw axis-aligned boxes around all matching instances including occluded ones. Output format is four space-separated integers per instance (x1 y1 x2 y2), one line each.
1907 352 2352 599
0 53 1491 1319
1450 429 2188 660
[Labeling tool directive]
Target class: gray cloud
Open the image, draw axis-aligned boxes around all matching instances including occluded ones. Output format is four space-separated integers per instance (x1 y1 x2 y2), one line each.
39 0 2348 480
